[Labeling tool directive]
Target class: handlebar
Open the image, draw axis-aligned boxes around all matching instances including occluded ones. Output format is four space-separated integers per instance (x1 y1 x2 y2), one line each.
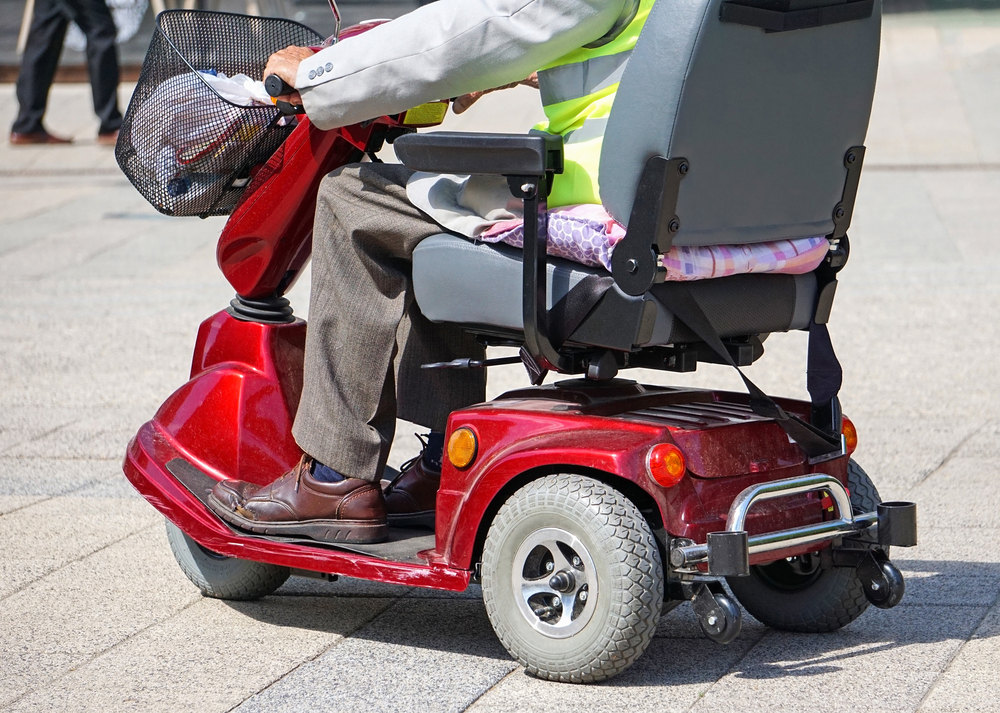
265 75 305 115
265 74 295 98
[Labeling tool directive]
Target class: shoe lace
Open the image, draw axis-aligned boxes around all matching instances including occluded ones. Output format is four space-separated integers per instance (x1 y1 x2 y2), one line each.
384 433 429 496
292 455 313 493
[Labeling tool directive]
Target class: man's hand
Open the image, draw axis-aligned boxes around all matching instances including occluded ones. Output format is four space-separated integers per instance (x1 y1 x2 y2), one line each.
263 46 315 106
452 72 539 115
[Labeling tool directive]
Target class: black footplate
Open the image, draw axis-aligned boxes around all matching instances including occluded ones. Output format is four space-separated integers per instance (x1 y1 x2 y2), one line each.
165 458 436 564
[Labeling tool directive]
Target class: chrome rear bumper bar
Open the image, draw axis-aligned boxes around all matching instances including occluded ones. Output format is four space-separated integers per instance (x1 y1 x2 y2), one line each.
669 474 916 575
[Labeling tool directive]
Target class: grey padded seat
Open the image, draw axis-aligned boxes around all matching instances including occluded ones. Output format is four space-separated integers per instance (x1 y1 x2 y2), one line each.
413 234 816 346
410 0 880 348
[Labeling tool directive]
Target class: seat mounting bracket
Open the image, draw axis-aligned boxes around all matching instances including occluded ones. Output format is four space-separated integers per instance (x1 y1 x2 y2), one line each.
611 156 689 296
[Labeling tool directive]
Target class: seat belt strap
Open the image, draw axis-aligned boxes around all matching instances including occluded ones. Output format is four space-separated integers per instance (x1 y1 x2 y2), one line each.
652 282 842 459
520 274 614 384
806 321 843 407
548 274 615 348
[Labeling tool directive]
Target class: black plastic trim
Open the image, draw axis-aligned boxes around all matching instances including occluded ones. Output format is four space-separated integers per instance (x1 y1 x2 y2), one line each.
720 0 874 32
393 131 564 177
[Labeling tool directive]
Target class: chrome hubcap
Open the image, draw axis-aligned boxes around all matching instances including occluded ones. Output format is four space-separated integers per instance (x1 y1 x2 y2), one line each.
512 527 598 639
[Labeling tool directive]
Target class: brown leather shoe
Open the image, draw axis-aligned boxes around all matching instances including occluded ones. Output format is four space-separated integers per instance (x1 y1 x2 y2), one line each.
207 456 388 544
384 455 440 529
9 130 72 145
97 130 119 146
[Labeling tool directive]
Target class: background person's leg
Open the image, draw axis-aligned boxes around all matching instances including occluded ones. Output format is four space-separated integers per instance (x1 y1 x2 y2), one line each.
293 163 485 483
66 0 121 134
12 0 70 135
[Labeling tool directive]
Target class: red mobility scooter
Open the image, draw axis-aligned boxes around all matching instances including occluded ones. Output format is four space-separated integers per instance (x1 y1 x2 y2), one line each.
119 0 917 682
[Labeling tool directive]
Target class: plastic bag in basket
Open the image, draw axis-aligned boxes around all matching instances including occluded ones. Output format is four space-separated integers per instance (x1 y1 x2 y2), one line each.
132 70 276 203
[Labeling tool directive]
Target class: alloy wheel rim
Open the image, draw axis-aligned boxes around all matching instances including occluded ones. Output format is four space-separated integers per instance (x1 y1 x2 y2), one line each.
511 527 599 639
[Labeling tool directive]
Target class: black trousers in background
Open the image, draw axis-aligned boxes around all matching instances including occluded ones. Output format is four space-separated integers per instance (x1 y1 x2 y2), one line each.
13 0 122 135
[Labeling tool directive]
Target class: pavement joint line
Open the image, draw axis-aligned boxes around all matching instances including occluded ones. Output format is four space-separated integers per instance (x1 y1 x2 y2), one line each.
461 666 521 712
0 474 114 520
0 521 160 605
0 419 81 456
2 593 203 710
74 233 141 268
223 595 404 713
910 421 987 489
684 629 773 712
915 592 1000 712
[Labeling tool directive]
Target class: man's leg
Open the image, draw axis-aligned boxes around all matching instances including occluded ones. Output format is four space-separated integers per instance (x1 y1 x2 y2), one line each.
12 0 69 136
292 162 485 482
211 162 484 543
66 0 121 135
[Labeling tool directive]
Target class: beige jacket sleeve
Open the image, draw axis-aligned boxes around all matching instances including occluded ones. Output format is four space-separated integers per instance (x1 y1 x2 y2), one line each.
295 0 629 130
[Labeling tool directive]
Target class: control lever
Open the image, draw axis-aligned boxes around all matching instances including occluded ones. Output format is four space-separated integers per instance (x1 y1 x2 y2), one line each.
421 356 523 370
264 74 305 115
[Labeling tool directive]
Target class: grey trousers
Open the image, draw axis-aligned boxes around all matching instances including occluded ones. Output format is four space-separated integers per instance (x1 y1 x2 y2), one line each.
292 162 486 481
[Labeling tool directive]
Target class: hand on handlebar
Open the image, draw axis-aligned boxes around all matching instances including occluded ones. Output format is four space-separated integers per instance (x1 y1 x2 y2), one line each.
263 45 314 109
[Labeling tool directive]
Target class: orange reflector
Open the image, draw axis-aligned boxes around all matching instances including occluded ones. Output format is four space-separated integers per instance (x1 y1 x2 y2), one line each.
842 417 858 454
646 443 686 488
447 427 478 469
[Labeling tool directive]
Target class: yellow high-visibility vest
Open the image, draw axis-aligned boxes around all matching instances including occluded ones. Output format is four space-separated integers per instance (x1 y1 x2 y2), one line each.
537 0 654 208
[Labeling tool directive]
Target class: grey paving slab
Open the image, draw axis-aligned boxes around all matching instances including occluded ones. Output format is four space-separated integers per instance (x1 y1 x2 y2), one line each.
0 456 117 497
234 599 518 713
0 527 198 658
0 483 159 598
0 494 45 514
893 527 1000 564
919 601 1000 712
467 635 767 713
0 651 89 709
691 605 988 713
6 595 394 713
909 457 1000 529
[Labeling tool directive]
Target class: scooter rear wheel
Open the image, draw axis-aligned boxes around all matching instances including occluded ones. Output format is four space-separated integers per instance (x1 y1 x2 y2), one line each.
725 459 880 632
165 520 290 600
481 474 663 682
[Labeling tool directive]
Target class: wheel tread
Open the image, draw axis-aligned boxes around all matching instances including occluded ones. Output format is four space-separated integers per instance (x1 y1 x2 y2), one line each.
482 474 663 682
726 459 881 633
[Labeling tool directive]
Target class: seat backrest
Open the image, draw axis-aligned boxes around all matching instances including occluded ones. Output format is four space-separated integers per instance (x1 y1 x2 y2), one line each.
600 0 881 246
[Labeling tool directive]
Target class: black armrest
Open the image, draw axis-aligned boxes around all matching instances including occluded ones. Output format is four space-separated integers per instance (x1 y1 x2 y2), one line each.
393 131 563 177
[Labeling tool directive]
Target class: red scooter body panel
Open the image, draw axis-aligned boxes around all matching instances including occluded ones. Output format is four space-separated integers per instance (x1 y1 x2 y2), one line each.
434 399 848 571
124 424 470 590
216 118 368 299
125 309 849 586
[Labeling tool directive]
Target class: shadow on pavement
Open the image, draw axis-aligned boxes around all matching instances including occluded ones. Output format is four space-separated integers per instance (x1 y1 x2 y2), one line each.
218 557 1000 683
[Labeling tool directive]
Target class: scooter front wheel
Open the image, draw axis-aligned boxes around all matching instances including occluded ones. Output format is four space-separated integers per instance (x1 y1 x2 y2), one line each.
165 520 290 600
481 474 663 683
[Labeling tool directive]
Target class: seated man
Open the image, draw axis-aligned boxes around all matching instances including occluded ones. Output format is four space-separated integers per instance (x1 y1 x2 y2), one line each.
207 0 650 544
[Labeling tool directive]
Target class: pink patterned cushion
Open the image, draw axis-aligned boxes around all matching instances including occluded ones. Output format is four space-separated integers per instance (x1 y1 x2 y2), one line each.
479 204 828 281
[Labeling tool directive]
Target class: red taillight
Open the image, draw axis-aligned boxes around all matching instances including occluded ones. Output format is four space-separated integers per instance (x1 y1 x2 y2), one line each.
646 443 686 488
843 417 858 454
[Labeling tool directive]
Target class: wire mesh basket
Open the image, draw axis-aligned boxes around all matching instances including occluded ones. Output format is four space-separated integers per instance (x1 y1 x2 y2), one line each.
116 10 324 217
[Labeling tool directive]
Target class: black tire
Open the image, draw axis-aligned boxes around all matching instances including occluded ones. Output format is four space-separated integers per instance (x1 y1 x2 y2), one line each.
726 459 880 633
165 520 290 600
481 474 663 683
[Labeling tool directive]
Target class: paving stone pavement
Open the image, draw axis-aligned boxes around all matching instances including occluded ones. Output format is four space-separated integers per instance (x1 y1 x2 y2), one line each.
1 5 1000 712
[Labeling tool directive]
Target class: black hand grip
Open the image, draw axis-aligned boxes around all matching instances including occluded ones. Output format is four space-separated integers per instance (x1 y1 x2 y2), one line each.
265 75 294 98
